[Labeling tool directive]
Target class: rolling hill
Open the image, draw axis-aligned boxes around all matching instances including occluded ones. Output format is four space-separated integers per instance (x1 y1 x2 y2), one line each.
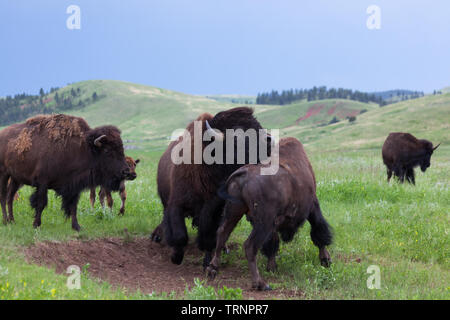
1 80 449 153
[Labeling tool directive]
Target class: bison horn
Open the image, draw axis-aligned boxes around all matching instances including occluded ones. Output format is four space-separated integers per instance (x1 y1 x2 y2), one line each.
205 120 224 141
433 143 441 151
94 135 107 147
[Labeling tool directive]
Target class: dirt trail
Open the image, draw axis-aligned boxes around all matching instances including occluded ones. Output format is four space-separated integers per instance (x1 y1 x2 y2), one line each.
25 237 303 299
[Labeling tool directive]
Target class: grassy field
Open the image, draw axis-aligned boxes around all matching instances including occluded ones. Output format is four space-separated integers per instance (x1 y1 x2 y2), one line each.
0 81 449 300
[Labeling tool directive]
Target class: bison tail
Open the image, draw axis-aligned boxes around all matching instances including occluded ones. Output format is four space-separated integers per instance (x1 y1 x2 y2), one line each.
308 199 333 248
217 169 247 204
217 183 242 204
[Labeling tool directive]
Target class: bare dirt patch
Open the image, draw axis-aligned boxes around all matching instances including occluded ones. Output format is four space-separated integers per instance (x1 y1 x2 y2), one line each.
24 237 303 299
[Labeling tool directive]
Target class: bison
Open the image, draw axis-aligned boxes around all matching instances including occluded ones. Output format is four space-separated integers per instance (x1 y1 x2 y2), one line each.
0 114 130 230
150 107 271 268
89 156 140 214
382 132 440 184
206 137 332 290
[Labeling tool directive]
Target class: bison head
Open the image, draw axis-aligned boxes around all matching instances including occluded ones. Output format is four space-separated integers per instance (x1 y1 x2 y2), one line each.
420 140 440 172
87 126 129 191
125 157 140 181
204 107 271 175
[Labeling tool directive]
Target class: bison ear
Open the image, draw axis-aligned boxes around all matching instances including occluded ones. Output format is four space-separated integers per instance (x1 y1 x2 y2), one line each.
93 135 107 148
135 159 140 164
433 143 440 151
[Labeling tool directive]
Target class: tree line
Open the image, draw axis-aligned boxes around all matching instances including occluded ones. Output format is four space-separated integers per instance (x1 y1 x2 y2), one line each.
256 86 424 106
0 87 102 127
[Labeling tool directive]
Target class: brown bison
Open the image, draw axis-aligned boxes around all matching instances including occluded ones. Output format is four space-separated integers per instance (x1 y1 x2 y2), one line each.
150 107 271 268
382 132 440 184
89 156 140 214
0 114 130 230
206 137 332 290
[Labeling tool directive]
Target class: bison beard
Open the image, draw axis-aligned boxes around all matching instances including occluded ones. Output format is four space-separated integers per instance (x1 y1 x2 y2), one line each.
151 107 270 268
206 137 333 290
0 114 130 229
382 132 440 184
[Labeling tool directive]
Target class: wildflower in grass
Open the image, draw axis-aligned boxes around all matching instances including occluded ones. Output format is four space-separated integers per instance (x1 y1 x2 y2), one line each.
51 288 56 297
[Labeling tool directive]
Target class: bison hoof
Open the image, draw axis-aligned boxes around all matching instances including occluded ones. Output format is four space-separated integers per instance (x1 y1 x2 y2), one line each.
150 233 161 243
72 224 81 232
253 281 271 291
206 266 218 280
266 264 277 273
171 251 184 265
320 258 332 268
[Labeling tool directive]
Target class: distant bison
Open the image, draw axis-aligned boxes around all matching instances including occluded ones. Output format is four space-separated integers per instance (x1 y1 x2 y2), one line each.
206 137 332 290
0 114 130 229
90 156 140 215
382 132 440 184
150 107 271 268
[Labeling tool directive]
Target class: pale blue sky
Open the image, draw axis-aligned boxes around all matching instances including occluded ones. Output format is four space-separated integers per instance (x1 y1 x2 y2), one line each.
0 0 449 96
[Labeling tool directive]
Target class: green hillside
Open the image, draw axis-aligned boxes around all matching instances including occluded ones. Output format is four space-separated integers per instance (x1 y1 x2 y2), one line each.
285 92 450 151
1 80 448 153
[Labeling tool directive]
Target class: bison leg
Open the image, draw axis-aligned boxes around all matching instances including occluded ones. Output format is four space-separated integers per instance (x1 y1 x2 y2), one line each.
207 201 246 280
98 188 106 208
244 225 272 291
261 232 280 272
163 206 188 265
387 168 393 182
197 197 225 270
30 185 48 228
6 179 21 223
406 168 415 185
394 165 405 183
89 187 96 208
105 190 114 210
0 175 9 224
119 182 126 215
308 199 332 267
62 193 81 231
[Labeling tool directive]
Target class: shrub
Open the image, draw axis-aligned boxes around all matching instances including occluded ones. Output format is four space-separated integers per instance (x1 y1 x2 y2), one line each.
328 116 339 125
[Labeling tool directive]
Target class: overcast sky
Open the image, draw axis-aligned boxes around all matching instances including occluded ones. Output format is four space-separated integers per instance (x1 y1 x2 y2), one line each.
1 0 449 96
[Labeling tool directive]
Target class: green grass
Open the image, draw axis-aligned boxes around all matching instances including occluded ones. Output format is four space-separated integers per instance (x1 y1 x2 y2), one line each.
0 80 449 299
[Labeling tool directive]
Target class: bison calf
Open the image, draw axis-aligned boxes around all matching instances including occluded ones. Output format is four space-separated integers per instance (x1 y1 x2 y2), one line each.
206 137 332 290
90 156 140 214
382 132 440 184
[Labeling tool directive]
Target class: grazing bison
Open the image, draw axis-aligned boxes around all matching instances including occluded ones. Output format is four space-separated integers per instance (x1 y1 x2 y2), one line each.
0 114 130 230
89 156 140 215
206 137 332 290
150 107 271 268
382 132 440 184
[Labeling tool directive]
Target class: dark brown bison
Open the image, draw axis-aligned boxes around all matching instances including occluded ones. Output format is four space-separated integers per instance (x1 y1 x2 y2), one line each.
206 137 332 290
0 114 130 230
150 107 271 268
382 132 440 184
89 156 140 214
